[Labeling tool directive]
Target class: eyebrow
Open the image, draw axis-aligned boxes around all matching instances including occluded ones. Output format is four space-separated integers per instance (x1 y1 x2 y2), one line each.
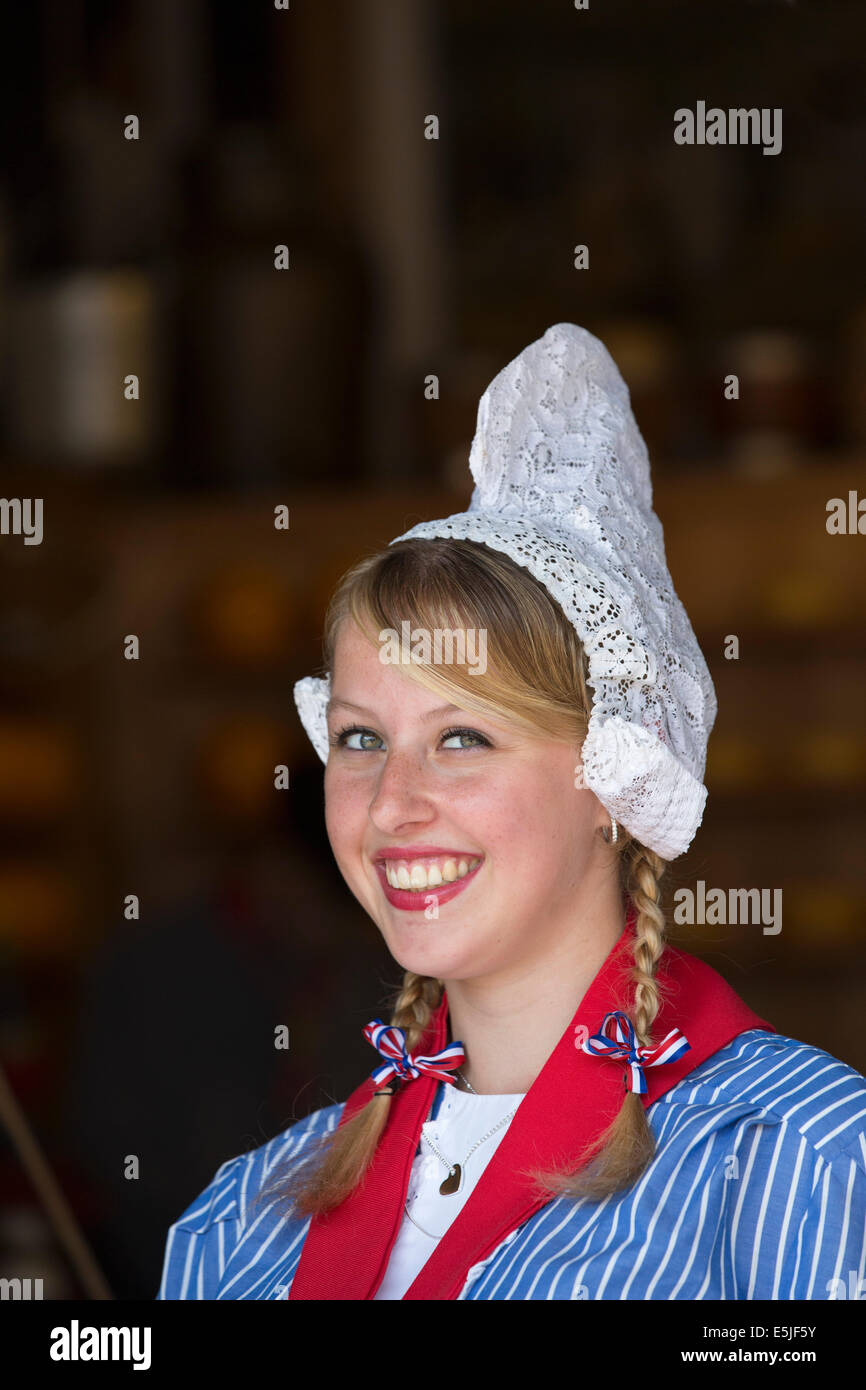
327 698 463 724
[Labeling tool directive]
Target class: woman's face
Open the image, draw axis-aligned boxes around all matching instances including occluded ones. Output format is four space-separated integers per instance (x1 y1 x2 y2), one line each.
324 620 611 984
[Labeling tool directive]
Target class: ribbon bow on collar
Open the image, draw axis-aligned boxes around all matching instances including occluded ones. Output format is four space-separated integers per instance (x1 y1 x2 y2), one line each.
583 1010 691 1094
363 1019 466 1090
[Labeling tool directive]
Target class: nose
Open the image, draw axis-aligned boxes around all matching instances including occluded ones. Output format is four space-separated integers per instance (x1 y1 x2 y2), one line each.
367 748 437 834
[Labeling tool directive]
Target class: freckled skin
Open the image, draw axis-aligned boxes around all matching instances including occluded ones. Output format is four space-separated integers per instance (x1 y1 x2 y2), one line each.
324 621 623 1017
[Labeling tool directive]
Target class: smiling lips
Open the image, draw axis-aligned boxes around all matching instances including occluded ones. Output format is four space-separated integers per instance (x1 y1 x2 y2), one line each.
373 849 484 911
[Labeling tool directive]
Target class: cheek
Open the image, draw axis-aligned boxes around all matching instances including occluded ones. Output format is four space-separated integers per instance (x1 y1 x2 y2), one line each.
451 770 558 868
491 768 589 878
324 770 364 848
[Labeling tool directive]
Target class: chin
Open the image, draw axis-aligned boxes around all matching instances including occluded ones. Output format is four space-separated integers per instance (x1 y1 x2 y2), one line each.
378 929 472 982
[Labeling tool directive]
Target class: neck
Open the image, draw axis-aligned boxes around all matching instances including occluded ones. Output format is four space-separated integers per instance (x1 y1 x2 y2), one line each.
444 897 627 1096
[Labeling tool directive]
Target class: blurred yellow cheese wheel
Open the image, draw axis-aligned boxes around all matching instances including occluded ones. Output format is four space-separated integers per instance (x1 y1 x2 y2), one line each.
705 735 768 790
197 716 295 818
783 882 861 946
0 722 79 818
0 864 80 954
193 567 295 667
799 731 866 785
761 572 835 626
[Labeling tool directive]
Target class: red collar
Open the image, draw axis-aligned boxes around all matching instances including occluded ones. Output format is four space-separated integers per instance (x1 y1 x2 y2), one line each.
289 920 775 1300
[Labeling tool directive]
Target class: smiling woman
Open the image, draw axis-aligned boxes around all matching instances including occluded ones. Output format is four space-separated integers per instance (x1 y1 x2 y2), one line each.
281 532 662 1203
156 325 866 1302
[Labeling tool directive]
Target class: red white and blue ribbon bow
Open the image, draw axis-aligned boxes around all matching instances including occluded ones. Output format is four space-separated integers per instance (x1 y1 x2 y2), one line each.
363 1019 466 1090
582 1010 691 1094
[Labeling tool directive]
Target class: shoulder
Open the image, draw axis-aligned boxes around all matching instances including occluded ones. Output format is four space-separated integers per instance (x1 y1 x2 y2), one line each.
156 1101 344 1299
664 1034 861 1150
644 1031 866 1297
657 1028 866 1167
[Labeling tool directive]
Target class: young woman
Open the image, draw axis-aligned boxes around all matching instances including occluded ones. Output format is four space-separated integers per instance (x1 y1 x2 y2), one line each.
157 325 866 1300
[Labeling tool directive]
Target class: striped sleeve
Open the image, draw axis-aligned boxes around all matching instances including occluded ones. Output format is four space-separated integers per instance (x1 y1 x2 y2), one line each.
156 1154 245 1301
724 1111 866 1300
785 1143 866 1300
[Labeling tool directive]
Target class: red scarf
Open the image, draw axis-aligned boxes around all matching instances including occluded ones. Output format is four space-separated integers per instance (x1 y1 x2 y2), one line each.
290 917 775 1300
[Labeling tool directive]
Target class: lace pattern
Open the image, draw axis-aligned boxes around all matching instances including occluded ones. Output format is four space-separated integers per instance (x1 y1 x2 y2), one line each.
293 324 716 860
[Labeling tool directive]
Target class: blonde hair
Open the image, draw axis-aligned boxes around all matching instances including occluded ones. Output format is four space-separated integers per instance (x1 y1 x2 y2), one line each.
258 537 672 1221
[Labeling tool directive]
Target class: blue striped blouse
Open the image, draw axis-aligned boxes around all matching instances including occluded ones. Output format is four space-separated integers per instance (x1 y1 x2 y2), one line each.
156 1029 866 1300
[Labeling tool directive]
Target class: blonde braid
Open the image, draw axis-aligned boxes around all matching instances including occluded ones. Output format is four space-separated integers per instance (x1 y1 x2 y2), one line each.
627 843 668 1046
521 834 670 1204
391 972 443 1049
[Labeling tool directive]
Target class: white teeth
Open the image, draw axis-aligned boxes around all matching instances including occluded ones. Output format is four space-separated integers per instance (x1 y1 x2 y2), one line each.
383 856 481 891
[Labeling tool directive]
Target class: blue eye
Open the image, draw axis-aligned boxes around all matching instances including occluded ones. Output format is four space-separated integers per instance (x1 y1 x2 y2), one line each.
329 724 490 751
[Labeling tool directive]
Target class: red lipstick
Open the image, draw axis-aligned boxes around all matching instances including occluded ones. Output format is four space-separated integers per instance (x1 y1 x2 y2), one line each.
372 851 484 912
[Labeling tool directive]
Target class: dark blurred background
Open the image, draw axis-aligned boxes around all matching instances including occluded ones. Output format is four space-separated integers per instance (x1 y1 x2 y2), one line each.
0 0 864 1299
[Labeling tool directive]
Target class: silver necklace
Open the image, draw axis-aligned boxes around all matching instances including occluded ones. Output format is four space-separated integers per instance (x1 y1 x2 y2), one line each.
402 1070 520 1239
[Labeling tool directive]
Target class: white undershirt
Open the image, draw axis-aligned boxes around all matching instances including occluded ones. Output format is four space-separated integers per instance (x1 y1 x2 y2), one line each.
373 1085 526 1300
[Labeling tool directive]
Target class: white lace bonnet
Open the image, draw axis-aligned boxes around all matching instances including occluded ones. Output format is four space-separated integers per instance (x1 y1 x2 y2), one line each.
294 322 716 860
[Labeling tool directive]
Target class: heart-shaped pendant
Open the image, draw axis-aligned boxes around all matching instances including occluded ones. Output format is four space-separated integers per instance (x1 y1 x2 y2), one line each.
439 1163 462 1195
